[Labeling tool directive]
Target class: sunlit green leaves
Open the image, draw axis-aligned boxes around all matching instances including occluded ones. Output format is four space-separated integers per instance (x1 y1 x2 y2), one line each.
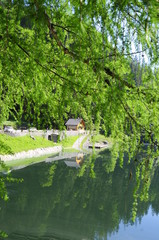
0 0 159 222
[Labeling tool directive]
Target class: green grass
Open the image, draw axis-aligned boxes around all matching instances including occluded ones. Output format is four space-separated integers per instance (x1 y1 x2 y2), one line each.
0 134 81 155
90 134 113 144
80 135 89 150
60 135 79 148
0 134 56 155
90 134 107 143
0 120 17 129
0 134 81 170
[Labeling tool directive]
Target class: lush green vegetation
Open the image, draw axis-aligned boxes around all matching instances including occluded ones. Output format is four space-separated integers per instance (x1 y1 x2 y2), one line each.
0 134 82 169
0 134 83 155
1 0 159 149
90 134 112 144
0 0 159 224
61 135 79 148
0 121 17 130
80 135 89 150
0 134 56 155
0 0 158 161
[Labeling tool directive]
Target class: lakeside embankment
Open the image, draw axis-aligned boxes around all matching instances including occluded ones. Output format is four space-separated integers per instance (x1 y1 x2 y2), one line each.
0 146 62 162
0 134 84 162
0 133 112 164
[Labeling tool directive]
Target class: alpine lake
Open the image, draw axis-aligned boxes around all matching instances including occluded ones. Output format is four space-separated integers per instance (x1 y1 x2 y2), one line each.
0 149 159 240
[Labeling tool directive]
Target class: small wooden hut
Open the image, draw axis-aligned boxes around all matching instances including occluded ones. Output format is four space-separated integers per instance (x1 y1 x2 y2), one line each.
65 118 85 131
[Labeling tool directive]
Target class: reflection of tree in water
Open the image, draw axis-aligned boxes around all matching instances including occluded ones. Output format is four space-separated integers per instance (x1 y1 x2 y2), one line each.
40 163 57 187
0 150 158 239
147 164 159 214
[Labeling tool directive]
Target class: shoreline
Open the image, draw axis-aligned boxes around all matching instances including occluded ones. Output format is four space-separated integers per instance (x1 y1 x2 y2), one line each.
0 135 112 163
0 146 62 162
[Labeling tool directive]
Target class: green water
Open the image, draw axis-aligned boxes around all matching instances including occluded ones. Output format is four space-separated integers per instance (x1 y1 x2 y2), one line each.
0 150 159 239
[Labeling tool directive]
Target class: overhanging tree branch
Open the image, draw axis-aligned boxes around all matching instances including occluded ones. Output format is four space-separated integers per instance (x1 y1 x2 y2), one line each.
33 0 136 90
11 38 97 97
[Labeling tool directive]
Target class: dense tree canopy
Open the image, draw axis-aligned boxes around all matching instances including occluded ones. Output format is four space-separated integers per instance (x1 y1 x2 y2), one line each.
0 0 159 227
1 1 159 142
1 0 159 158
0 1 158 123
0 4 159 139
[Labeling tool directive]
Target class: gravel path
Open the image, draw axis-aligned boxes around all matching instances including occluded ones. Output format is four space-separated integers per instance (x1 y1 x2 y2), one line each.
72 135 88 150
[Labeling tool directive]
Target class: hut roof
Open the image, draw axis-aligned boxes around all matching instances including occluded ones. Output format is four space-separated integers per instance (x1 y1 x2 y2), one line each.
65 118 83 126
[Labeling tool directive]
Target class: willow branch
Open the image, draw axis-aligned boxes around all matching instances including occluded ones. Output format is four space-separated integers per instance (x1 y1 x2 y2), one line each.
51 23 76 35
11 38 98 97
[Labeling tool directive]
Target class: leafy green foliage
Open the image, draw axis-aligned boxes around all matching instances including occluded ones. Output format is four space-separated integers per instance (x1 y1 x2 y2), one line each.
90 134 111 143
0 134 56 155
61 135 79 148
0 230 8 239
0 0 159 223
0 0 158 132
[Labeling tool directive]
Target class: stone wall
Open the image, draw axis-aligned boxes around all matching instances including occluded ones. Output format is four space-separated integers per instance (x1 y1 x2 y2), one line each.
1 129 88 141
0 146 62 161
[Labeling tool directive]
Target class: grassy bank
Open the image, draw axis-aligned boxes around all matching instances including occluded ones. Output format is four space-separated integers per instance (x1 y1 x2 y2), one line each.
60 135 79 148
90 134 113 144
0 134 81 169
0 134 56 155
0 134 81 155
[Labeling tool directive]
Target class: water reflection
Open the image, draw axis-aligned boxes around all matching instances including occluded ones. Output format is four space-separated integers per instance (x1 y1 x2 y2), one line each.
0 150 159 239
45 152 85 163
108 207 159 240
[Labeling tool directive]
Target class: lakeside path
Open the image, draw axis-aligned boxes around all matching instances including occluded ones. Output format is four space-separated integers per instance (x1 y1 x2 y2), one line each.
72 134 88 150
